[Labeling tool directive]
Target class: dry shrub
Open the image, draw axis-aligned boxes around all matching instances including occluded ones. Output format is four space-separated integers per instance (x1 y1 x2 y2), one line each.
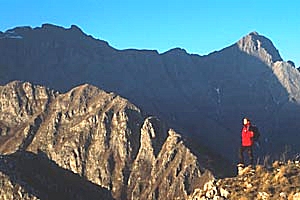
255 165 264 173
217 160 299 200
239 196 250 200
273 165 288 184
272 160 280 168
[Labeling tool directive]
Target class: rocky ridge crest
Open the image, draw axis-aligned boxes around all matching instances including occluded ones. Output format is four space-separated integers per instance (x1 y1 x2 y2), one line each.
237 31 282 65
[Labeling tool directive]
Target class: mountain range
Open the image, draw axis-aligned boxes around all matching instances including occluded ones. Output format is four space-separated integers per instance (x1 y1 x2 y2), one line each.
0 23 299 165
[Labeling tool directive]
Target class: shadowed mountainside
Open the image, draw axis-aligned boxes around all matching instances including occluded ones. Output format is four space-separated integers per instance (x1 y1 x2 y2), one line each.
0 24 299 164
0 151 113 200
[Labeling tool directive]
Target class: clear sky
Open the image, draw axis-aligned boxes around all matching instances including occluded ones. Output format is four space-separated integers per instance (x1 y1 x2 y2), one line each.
1 0 299 66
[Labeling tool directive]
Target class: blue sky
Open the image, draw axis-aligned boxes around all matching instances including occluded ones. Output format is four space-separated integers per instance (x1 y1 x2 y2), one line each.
1 0 299 66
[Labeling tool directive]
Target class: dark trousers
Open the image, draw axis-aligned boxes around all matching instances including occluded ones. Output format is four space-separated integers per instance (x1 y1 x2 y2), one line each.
239 146 253 165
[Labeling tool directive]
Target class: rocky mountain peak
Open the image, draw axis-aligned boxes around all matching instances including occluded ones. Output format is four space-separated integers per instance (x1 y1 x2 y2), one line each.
163 47 188 55
237 31 282 65
249 31 259 36
38 23 85 36
1 23 109 48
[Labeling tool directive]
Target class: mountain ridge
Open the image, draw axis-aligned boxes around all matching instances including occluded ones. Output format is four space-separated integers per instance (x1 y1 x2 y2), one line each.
1 24 285 59
0 23 299 165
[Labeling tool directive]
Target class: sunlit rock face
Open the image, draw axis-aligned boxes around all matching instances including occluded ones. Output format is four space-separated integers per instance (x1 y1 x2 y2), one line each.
0 81 212 199
237 31 282 66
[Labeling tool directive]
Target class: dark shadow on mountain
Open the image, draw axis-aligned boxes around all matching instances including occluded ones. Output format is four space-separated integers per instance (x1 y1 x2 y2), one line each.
0 150 113 200
177 44 300 171
1 24 299 176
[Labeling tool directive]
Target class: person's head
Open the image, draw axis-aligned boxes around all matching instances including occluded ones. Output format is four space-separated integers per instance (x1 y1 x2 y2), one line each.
243 117 250 125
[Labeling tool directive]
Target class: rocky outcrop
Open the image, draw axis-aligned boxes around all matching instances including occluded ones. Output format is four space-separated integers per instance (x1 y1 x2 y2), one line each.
218 161 300 200
237 31 282 65
0 81 212 199
188 179 230 200
188 160 300 200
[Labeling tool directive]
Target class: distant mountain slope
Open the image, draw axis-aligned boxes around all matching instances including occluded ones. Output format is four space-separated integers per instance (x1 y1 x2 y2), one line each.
0 81 212 200
0 24 299 163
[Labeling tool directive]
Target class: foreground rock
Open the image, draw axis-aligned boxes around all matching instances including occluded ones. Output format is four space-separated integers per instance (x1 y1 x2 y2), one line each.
189 161 300 200
0 81 213 199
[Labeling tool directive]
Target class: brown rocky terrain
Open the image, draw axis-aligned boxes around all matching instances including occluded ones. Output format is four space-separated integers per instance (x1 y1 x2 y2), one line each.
189 160 300 200
222 161 300 200
0 81 213 200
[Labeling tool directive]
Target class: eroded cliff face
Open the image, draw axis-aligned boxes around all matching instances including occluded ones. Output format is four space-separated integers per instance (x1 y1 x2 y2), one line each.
0 81 212 200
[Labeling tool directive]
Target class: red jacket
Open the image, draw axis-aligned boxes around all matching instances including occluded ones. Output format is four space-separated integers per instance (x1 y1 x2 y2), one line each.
241 124 254 146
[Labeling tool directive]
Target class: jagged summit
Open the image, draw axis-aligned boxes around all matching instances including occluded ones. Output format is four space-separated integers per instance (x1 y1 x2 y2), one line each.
249 31 259 36
162 47 188 55
1 24 110 47
237 31 282 65
39 23 84 35
0 24 285 65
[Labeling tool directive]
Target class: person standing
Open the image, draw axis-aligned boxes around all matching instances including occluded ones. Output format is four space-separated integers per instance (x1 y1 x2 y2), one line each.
239 117 254 167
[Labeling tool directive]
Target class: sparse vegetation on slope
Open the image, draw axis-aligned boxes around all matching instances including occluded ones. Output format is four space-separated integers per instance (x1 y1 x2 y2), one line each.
189 160 300 200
